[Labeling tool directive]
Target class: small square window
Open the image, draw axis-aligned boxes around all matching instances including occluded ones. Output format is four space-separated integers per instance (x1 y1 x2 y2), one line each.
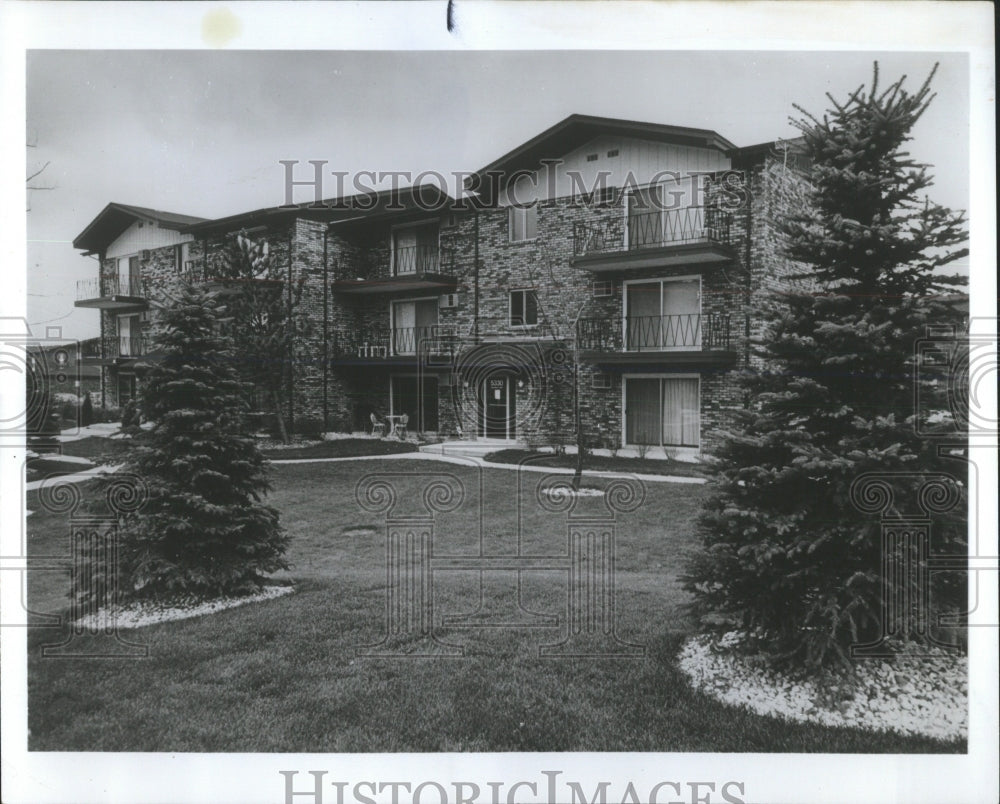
508 205 537 243
606 149 619 158
586 153 599 162
510 289 539 327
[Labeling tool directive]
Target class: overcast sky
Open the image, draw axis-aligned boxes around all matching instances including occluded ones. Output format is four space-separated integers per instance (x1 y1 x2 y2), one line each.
26 50 969 340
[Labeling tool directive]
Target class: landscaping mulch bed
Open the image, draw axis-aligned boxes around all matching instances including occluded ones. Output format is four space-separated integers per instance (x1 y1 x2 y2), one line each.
483 448 709 478
260 438 419 460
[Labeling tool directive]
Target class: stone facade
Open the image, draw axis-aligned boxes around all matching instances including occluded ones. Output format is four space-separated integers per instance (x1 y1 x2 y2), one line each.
81 131 812 458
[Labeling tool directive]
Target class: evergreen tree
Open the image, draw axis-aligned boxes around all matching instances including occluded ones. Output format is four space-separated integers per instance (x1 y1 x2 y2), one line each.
683 64 968 670
95 282 289 602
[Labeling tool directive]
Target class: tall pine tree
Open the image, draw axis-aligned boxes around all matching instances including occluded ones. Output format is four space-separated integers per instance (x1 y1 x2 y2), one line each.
96 282 289 603
683 64 968 670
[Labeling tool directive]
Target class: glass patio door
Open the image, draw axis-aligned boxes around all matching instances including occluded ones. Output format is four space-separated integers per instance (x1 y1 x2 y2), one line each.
624 377 700 448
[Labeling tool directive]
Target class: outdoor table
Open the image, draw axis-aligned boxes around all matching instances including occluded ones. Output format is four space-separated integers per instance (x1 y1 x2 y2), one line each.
385 414 405 438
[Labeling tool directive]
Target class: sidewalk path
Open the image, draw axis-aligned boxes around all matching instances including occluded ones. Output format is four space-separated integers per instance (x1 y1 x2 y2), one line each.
268 451 706 484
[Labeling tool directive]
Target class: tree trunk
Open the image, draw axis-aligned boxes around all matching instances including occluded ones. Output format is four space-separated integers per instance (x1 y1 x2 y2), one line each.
269 385 290 444
572 351 584 491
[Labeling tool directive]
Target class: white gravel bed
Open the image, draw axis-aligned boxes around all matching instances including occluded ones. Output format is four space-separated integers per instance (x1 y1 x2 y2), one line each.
77 584 294 630
679 632 967 742
544 486 606 498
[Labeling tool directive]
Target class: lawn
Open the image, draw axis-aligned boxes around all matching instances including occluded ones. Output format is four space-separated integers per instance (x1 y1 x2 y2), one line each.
483 448 708 478
25 459 962 753
259 438 419 460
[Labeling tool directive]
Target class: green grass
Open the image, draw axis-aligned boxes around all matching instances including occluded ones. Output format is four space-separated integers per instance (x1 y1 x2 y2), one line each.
25 460 962 753
483 448 708 478
260 438 419 460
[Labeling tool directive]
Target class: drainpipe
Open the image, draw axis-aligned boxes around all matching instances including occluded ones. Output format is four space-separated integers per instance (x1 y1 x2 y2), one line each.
473 206 480 341
287 228 294 434
323 226 329 432
98 251 106 409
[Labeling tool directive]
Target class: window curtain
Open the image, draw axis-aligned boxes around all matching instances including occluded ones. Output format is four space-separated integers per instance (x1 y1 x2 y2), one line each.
662 378 699 446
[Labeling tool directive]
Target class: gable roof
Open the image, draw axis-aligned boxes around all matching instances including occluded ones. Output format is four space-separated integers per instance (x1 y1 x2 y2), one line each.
467 114 737 193
73 203 207 254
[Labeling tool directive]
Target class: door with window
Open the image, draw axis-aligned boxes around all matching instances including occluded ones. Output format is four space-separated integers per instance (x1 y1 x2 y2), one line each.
390 375 439 432
479 374 516 439
117 314 141 357
392 299 438 355
393 225 439 275
625 278 701 350
624 376 699 448
627 177 703 249
117 373 137 405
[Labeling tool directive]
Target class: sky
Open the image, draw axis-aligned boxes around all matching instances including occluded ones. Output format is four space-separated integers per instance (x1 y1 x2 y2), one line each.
26 50 970 341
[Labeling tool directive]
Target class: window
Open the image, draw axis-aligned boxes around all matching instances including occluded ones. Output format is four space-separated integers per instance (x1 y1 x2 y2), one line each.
176 242 191 273
625 376 699 448
508 205 537 243
593 279 613 298
509 289 539 327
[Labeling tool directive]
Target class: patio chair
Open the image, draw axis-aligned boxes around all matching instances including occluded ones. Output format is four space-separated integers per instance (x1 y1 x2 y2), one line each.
394 414 409 440
370 413 386 438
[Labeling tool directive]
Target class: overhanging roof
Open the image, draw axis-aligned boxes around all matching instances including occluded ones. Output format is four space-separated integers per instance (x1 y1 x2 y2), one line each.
73 203 207 254
467 114 737 192
183 184 456 237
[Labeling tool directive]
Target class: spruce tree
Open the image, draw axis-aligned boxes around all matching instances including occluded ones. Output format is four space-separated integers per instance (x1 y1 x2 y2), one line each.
683 64 969 670
98 282 289 602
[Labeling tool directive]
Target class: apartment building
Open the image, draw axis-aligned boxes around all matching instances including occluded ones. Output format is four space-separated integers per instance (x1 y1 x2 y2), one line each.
73 115 811 457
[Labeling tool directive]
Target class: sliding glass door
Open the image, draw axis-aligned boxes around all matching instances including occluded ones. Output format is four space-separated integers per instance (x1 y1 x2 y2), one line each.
625 277 701 351
624 376 700 448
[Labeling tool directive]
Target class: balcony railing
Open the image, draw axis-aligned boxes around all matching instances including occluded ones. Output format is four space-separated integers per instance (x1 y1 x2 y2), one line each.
102 335 151 360
76 273 148 301
573 207 732 257
181 261 281 287
577 313 737 352
392 244 445 276
332 325 457 359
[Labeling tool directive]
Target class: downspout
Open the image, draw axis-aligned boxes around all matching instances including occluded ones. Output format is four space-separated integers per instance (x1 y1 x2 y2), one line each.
744 166 753 368
98 251 106 409
473 206 480 341
287 227 294 434
322 225 329 432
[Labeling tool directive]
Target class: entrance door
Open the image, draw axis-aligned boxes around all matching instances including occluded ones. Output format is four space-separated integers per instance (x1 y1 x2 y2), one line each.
480 375 515 439
117 373 137 405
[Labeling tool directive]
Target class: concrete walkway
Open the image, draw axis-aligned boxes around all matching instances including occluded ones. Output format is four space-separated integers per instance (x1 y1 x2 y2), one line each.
269 450 706 484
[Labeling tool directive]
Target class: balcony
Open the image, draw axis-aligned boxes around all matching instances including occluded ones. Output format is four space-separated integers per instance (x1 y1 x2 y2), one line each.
100 335 152 362
182 261 283 294
330 325 457 365
572 207 736 272
75 273 149 310
331 245 457 295
576 313 743 366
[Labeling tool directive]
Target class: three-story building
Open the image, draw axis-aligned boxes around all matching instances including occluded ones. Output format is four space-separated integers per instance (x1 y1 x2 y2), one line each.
74 115 812 456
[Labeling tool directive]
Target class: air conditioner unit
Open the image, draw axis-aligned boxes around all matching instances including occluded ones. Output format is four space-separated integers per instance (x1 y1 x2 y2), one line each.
440 293 459 309
139 310 151 323
141 250 151 260
592 373 613 390
593 280 613 298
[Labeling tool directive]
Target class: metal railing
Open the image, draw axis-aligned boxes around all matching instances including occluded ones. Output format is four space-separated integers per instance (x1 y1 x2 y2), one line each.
102 335 151 359
577 313 737 352
573 207 732 257
392 244 442 276
76 273 148 300
332 325 457 359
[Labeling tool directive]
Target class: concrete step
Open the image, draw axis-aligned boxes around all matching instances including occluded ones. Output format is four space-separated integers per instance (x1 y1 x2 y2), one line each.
419 440 519 458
